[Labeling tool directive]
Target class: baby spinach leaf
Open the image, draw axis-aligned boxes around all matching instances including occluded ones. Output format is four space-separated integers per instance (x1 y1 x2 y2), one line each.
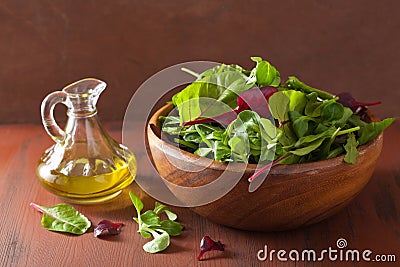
327 146 345 159
344 133 359 164
30 203 91 235
268 91 290 122
289 110 316 138
282 90 307 114
304 92 323 117
334 107 353 128
294 127 336 148
321 101 344 121
358 118 395 145
290 138 325 156
250 56 280 87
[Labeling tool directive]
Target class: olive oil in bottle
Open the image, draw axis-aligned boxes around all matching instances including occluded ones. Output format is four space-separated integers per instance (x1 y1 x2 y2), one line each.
37 78 137 203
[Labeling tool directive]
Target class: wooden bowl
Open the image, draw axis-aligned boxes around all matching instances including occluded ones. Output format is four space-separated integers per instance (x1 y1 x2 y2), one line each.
147 104 383 231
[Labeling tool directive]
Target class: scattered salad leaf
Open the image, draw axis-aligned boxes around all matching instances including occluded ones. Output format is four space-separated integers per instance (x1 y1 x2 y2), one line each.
94 220 123 237
129 192 184 253
197 236 225 261
30 202 91 235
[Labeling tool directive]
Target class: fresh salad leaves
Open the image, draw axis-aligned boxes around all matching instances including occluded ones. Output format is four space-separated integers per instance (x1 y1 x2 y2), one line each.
160 56 395 183
129 192 184 253
30 202 91 235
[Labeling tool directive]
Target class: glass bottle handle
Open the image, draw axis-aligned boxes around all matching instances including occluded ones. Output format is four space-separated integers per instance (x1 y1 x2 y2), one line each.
41 91 68 142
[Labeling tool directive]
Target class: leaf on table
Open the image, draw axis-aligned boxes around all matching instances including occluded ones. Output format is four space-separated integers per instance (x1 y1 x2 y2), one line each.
30 203 91 235
153 202 178 221
156 220 184 236
197 236 225 261
143 230 170 253
141 210 161 226
94 220 123 237
129 191 144 216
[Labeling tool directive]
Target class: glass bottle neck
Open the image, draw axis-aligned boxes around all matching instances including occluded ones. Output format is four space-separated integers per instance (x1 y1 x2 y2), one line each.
65 95 99 117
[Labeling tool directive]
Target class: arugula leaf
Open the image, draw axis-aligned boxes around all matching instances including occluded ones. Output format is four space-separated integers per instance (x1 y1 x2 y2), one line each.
30 203 91 235
344 133 359 164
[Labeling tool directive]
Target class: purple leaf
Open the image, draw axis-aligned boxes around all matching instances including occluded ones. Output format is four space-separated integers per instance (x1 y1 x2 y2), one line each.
197 236 225 261
336 92 381 112
94 220 123 237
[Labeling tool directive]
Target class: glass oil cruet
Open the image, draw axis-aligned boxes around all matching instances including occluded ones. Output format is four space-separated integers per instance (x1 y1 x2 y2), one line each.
37 78 136 204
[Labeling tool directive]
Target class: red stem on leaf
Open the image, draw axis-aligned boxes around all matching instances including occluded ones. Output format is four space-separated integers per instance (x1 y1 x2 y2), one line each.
248 154 291 183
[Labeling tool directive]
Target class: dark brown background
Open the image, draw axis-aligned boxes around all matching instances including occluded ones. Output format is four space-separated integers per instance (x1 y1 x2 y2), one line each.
1 0 399 124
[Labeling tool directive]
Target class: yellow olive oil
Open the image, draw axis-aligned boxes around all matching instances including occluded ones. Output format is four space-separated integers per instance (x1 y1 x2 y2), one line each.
37 155 136 204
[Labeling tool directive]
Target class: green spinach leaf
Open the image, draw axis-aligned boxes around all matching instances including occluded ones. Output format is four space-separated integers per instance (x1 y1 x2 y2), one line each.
358 118 395 145
30 203 91 235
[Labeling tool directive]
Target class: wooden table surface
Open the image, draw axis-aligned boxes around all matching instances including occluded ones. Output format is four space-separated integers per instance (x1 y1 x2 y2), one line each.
0 122 399 267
